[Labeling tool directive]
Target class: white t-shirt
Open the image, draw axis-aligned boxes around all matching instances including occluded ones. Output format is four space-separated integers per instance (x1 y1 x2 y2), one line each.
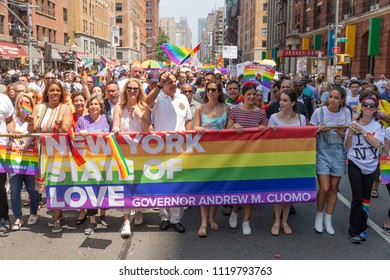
0 94 14 145
346 95 360 108
268 113 306 127
13 117 29 147
346 119 385 174
151 90 192 131
310 106 351 126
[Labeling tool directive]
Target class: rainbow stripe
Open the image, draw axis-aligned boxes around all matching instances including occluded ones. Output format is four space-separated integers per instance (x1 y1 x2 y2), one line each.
0 145 38 175
96 67 107 77
178 41 201 65
161 43 192 64
106 133 131 180
22 101 33 115
41 127 317 209
67 127 86 167
243 65 276 89
202 64 216 71
380 156 390 184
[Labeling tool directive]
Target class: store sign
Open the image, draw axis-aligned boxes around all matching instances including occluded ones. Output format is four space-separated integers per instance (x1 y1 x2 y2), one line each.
277 50 324 57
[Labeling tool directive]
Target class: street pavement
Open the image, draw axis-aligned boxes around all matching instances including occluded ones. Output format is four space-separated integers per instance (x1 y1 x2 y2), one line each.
0 175 389 260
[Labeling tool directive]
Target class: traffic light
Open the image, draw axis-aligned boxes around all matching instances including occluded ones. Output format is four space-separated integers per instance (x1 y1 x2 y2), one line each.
336 54 351 64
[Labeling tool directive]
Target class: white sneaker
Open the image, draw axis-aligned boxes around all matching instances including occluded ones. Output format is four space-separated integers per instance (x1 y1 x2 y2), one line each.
314 212 324 233
229 212 238 229
27 214 39 225
134 212 143 225
121 223 131 237
242 221 251 235
11 219 23 231
324 213 335 235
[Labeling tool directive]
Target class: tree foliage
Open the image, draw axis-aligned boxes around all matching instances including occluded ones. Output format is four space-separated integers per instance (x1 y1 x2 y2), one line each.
153 32 170 62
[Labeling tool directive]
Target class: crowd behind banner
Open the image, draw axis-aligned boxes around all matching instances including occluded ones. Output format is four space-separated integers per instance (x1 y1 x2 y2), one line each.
0 63 390 244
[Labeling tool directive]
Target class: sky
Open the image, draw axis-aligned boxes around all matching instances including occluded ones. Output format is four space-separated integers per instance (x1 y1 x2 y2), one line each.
159 0 225 46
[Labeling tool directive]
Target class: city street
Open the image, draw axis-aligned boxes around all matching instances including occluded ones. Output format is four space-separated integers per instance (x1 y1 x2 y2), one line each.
0 175 389 260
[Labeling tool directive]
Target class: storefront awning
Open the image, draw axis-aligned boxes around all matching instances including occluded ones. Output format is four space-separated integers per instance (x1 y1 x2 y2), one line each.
0 42 28 59
51 49 62 61
21 45 43 59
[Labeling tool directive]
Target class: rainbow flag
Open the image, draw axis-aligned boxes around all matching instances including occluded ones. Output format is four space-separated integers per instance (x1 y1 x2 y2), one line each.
217 57 223 68
0 145 38 175
67 127 86 167
380 156 390 184
94 76 103 87
161 43 191 64
86 69 98 76
178 41 201 65
106 133 131 180
162 61 176 69
202 64 216 71
22 100 33 115
243 65 276 89
96 67 107 77
41 128 317 209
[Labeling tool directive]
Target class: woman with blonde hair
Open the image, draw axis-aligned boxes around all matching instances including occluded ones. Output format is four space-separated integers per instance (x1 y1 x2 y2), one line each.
112 78 151 237
9 93 40 230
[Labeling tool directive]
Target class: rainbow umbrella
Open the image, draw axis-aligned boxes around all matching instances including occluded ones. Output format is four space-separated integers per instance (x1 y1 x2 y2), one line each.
141 60 163 70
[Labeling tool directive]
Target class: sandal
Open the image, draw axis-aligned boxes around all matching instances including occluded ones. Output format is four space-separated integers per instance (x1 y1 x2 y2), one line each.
11 219 23 231
271 224 280 236
197 226 207 238
371 189 379 198
282 223 292 235
23 199 30 207
209 221 219 231
76 214 87 225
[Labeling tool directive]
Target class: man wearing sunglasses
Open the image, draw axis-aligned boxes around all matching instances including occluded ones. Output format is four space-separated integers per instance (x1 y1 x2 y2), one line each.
146 71 192 233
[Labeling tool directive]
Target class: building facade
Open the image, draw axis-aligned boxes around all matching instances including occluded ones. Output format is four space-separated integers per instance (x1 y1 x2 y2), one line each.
291 0 390 78
145 0 159 60
238 0 268 62
176 16 191 48
200 10 218 63
159 17 176 44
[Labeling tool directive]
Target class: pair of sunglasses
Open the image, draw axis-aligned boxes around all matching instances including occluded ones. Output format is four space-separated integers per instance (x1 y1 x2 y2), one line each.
362 102 377 109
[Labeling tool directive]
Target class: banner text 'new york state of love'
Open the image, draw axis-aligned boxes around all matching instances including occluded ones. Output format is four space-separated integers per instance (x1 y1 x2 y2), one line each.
42 127 317 209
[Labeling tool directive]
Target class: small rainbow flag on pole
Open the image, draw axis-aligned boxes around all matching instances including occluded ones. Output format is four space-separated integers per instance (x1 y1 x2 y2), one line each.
177 40 202 65
106 133 131 179
67 127 86 167
161 43 192 64
21 101 33 115
217 57 223 68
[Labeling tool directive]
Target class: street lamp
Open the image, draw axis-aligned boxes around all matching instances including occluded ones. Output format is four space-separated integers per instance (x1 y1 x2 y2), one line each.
333 0 340 78
0 1 38 74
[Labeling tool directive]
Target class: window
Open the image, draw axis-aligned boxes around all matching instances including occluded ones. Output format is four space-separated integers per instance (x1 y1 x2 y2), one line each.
116 3 122 11
263 16 267 23
117 52 123 60
146 1 152 7
119 40 123 47
146 18 152 23
0 15 4 34
116 16 122 24
63 8 68 22
263 2 268 11
262 40 267 48
262 28 267 36
64 33 69 46
146 26 152 31
146 10 152 15
119 27 122 36
84 40 88 52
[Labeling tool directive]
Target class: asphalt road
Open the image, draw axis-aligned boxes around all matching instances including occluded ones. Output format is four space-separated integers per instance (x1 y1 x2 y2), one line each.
0 175 389 260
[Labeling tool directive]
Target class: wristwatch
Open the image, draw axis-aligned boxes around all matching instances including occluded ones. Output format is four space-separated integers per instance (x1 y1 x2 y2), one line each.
363 131 368 137
156 84 163 89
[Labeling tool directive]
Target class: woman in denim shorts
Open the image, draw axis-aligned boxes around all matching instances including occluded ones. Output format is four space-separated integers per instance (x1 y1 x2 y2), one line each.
310 88 351 235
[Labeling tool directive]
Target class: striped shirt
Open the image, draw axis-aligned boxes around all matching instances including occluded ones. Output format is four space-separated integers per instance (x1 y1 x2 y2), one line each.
228 106 267 128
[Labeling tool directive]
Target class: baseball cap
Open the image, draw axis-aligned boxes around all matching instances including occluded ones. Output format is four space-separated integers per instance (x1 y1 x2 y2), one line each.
148 70 160 83
11 73 20 81
32 75 40 81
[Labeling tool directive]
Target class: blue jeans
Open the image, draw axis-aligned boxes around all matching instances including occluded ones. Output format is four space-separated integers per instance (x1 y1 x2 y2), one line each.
0 173 9 220
10 174 39 219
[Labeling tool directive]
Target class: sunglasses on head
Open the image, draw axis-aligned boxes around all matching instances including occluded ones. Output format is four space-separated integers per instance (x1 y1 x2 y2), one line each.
362 102 377 109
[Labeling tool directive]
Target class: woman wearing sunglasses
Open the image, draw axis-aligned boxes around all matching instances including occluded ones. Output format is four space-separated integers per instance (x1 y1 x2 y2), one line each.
310 87 351 235
345 94 384 244
193 81 230 238
226 83 268 235
112 78 151 238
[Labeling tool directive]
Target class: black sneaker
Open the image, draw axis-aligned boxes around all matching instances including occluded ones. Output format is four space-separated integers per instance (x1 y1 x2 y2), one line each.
84 223 97 235
100 216 110 227
289 204 296 215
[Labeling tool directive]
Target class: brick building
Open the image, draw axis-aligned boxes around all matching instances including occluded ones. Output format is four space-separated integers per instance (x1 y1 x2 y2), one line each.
145 0 159 60
291 0 390 79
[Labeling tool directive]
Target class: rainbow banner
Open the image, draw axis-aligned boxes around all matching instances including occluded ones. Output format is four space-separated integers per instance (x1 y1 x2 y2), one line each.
40 127 317 209
106 133 131 179
161 43 192 64
67 127 86 167
380 156 390 184
0 145 39 175
243 65 276 89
